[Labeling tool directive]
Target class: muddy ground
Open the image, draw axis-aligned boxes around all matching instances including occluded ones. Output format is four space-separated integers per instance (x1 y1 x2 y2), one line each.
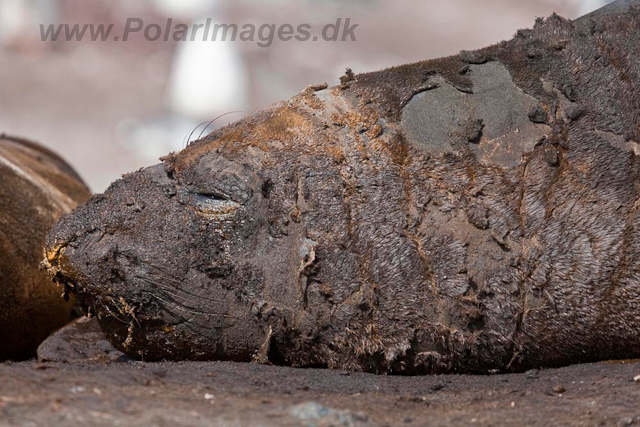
1 359 639 426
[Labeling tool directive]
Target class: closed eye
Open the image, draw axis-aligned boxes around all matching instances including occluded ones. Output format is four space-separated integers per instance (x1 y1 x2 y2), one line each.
192 193 240 218
193 192 228 203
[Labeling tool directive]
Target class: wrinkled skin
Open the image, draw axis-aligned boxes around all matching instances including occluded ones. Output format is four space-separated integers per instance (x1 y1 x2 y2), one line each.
46 1 640 373
0 135 90 361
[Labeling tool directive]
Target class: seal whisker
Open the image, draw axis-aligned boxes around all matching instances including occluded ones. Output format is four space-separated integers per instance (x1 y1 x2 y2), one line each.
136 261 227 304
136 275 205 307
183 121 209 150
141 289 237 332
136 276 232 317
211 106 258 162
197 111 243 142
97 298 131 326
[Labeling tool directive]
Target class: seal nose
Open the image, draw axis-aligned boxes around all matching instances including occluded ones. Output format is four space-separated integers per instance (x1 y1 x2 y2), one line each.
43 162 180 293
42 209 89 297
43 191 109 294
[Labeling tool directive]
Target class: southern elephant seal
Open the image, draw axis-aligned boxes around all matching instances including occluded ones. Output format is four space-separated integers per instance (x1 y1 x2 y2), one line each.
45 1 640 373
0 135 90 360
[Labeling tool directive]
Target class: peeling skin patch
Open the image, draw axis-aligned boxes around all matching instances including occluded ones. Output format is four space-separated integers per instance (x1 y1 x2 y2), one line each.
401 61 550 168
313 88 354 119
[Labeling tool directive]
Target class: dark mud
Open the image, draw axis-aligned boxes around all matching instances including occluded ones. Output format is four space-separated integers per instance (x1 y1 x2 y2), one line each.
1 359 639 426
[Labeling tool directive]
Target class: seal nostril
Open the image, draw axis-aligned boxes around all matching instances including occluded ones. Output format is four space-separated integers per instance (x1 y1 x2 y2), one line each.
261 179 273 198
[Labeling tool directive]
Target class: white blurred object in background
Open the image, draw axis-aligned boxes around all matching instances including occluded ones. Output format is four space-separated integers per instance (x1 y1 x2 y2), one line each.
0 0 27 43
0 0 58 47
578 0 613 14
153 0 250 120
547 0 614 15
168 21 249 120
153 0 217 20
117 1 249 162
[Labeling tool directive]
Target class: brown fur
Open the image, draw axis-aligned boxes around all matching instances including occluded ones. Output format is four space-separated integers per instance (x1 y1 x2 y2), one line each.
0 135 90 360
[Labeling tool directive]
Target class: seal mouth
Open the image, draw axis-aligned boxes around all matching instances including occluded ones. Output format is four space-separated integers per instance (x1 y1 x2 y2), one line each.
42 232 195 360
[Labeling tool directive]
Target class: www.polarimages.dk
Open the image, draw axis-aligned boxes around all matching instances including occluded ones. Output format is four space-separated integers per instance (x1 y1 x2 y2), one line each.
40 18 359 47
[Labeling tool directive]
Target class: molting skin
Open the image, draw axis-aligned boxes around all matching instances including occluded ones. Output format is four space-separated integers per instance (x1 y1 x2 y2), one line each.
0 135 90 361
46 1 640 373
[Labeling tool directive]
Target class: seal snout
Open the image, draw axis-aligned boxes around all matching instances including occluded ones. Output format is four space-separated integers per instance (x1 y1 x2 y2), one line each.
43 213 95 299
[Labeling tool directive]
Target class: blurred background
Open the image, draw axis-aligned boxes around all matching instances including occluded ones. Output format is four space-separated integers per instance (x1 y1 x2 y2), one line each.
0 0 612 192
